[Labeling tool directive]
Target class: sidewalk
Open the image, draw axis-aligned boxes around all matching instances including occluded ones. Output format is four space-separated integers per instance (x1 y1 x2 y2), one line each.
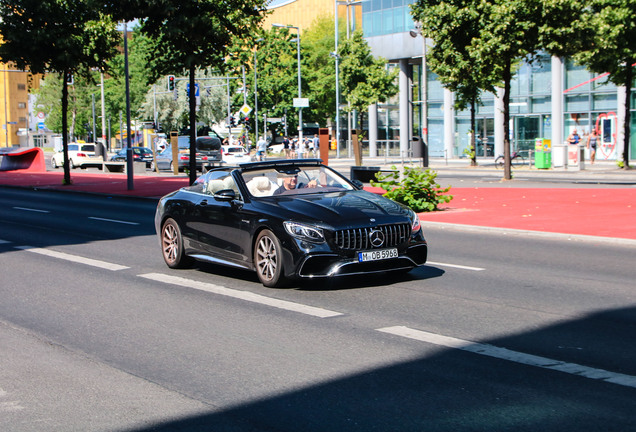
1 156 635 243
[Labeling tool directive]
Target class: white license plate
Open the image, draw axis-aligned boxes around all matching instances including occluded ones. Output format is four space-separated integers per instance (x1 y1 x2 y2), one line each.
358 248 398 262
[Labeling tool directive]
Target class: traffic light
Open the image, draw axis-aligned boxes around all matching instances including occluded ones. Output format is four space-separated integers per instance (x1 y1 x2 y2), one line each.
167 75 175 91
230 116 236 127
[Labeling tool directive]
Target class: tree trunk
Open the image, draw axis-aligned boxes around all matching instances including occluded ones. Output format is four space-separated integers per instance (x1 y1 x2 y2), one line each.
189 64 197 185
470 99 477 166
61 72 71 185
503 57 512 180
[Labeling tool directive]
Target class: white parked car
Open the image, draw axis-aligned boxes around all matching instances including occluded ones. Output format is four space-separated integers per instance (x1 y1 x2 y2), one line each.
221 145 250 165
51 143 103 169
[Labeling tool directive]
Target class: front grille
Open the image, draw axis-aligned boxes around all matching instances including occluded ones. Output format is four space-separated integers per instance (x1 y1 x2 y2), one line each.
334 223 410 250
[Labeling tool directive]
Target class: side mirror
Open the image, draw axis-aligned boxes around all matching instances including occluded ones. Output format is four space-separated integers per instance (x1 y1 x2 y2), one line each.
213 189 237 201
351 179 364 190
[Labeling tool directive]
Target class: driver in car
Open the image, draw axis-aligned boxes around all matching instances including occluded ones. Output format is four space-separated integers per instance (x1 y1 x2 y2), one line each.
273 173 318 195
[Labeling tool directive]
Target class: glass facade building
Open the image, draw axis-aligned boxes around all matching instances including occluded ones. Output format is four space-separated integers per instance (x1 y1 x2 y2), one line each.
361 0 635 162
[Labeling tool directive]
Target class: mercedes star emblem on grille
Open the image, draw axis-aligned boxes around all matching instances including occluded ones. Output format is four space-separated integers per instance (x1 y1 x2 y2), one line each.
369 229 385 247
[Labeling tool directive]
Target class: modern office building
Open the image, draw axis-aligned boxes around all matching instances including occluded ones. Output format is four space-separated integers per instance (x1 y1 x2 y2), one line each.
0 61 32 148
362 0 634 163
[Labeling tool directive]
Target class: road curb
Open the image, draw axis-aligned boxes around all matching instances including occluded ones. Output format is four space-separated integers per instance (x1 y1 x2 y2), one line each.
420 221 636 247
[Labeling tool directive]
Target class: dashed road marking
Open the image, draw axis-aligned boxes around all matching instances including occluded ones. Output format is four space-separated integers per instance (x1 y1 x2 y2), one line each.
139 272 343 318
15 246 129 271
12 206 49 213
0 387 24 412
427 261 485 271
88 216 139 225
377 326 636 389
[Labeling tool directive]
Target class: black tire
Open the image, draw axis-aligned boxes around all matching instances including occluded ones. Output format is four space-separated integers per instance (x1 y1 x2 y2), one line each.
161 218 193 269
254 229 286 287
51 158 58 169
495 156 504 169
69 159 76 169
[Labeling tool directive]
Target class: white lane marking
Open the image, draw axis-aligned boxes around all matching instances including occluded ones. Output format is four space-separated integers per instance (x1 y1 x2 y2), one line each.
13 206 50 213
0 387 24 412
88 216 139 226
427 261 485 271
139 273 343 318
0 239 10 244
377 326 636 389
16 246 129 271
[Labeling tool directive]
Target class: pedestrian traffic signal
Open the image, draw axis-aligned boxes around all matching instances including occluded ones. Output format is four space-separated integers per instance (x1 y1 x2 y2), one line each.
167 75 175 91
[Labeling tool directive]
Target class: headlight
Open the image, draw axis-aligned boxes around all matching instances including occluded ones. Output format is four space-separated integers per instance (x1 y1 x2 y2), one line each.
410 210 421 233
283 221 325 243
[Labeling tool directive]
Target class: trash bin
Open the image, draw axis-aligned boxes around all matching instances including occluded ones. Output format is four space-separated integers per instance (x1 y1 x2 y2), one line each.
411 136 429 167
567 144 585 170
534 138 552 169
552 144 567 168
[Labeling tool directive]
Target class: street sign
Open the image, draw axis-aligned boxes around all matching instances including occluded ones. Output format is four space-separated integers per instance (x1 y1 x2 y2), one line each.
37 122 45 130
240 104 252 116
186 83 200 97
293 98 309 108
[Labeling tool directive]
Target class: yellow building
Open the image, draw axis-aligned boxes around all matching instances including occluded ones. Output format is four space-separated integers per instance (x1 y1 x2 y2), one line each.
0 61 31 147
263 0 361 31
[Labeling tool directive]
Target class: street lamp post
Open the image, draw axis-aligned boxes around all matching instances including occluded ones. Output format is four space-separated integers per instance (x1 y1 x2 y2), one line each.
273 24 302 146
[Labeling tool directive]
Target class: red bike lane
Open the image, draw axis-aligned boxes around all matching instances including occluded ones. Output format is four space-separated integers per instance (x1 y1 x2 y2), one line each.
418 187 636 240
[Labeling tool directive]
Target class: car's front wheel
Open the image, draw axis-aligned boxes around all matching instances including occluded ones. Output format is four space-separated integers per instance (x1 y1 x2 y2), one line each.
51 158 58 168
161 218 193 269
254 229 286 287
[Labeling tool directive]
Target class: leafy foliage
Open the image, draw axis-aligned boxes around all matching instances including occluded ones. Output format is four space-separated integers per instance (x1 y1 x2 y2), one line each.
0 0 120 185
371 166 452 212
339 29 397 116
412 0 494 167
573 0 636 168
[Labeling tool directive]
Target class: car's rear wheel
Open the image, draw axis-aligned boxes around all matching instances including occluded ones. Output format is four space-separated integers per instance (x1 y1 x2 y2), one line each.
254 229 286 287
69 159 76 169
161 218 193 269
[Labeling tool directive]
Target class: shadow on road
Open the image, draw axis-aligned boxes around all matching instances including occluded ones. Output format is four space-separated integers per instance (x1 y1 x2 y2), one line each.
123 306 636 432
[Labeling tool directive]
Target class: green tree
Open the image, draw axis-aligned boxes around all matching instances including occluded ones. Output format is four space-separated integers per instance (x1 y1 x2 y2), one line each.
139 0 268 184
33 73 100 141
573 0 636 168
339 29 398 165
0 0 119 184
301 15 344 126
412 0 494 167
227 27 300 141
104 28 155 129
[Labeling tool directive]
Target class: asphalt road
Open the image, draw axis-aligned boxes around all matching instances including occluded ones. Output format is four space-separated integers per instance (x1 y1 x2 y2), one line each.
1 188 635 431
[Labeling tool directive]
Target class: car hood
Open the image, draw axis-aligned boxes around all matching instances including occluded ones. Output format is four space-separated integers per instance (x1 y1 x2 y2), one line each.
257 190 411 227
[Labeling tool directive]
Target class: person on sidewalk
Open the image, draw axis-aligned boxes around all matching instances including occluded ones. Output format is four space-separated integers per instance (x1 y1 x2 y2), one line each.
586 128 599 164
256 136 267 161
567 129 580 145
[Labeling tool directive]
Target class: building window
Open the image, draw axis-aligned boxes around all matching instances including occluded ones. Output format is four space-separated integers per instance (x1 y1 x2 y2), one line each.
18 102 26 109
17 83 26 90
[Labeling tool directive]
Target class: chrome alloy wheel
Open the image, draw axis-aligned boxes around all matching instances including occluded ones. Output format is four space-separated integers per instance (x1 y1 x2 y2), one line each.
161 218 192 268
254 230 284 287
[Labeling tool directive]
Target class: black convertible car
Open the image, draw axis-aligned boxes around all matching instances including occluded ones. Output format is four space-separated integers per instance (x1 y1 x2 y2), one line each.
155 159 427 287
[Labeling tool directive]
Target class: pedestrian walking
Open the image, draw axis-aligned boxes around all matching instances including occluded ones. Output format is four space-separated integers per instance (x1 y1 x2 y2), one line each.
256 136 267 161
567 129 580 145
586 128 599 164
312 134 320 157
297 136 306 159
283 136 291 159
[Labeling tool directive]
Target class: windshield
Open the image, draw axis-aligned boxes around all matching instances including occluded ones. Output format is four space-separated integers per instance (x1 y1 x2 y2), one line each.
241 165 355 197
